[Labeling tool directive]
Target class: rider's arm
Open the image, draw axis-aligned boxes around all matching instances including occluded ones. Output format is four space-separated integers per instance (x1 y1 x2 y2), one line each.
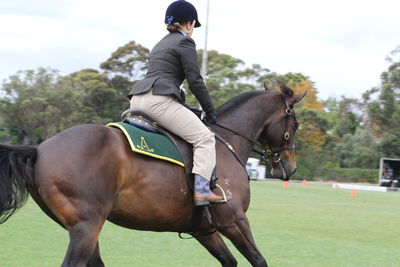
178 37 215 115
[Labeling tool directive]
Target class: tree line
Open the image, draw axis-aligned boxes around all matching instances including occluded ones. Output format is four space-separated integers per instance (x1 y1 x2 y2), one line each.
1 41 399 182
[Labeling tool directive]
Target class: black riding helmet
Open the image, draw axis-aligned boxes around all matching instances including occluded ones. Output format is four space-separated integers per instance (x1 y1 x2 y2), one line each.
165 0 201 28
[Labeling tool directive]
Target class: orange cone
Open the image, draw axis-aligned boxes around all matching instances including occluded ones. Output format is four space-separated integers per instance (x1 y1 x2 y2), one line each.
283 181 289 188
303 179 308 186
351 189 357 196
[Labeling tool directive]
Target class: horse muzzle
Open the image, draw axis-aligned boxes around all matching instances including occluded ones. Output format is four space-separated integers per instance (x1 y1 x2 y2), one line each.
270 159 296 180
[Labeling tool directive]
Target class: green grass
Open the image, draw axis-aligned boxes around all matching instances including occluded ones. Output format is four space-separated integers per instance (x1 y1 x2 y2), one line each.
0 181 399 267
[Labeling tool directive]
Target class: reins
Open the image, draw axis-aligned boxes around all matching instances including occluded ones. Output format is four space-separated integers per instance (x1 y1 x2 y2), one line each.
212 130 248 168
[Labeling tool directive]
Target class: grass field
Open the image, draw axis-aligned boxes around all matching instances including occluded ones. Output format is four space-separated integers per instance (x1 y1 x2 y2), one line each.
0 181 399 267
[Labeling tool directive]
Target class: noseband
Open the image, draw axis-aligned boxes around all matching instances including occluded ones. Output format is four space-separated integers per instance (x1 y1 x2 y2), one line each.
213 93 296 164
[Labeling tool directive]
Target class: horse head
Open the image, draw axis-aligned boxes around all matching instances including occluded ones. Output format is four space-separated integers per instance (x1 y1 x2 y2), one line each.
258 81 306 180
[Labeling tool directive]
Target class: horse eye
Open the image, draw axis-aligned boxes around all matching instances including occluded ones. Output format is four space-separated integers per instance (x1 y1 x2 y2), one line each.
294 121 299 130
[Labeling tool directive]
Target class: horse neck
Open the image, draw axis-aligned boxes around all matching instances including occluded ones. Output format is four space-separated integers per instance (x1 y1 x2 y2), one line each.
216 92 282 163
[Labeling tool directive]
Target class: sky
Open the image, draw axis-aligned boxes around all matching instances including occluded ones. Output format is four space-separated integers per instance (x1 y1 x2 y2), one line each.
1 0 399 100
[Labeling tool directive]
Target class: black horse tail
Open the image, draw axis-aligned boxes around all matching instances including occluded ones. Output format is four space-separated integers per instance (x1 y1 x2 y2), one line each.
0 144 37 224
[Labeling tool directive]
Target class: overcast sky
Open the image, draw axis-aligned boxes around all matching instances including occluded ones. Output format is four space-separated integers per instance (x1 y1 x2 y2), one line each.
1 0 399 100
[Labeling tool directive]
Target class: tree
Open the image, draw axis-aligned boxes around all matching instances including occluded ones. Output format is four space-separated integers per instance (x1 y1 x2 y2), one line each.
182 50 274 107
0 68 88 144
68 69 129 124
334 128 379 169
295 108 328 152
364 46 400 138
379 133 400 158
323 97 361 137
0 68 131 145
100 41 149 80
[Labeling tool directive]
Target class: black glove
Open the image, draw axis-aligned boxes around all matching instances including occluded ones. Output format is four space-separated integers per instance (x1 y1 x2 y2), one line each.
205 109 217 124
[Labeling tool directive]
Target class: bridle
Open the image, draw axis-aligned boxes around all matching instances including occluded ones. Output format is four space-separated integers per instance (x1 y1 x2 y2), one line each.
212 93 296 165
257 94 296 164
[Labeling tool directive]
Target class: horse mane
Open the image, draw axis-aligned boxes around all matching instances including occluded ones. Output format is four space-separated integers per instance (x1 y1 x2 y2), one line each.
216 90 278 115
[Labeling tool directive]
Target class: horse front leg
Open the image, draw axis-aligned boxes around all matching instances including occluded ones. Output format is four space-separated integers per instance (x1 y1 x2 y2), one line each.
87 242 105 267
213 209 268 267
195 231 238 267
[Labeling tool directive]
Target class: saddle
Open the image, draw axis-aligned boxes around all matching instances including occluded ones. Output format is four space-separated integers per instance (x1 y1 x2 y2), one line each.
120 108 194 176
116 108 219 190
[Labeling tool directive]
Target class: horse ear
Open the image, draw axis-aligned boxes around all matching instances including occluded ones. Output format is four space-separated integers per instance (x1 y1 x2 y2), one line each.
276 80 293 97
290 90 307 105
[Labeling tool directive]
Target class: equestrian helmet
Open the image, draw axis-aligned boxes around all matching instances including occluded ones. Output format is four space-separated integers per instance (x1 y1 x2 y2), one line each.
165 0 201 27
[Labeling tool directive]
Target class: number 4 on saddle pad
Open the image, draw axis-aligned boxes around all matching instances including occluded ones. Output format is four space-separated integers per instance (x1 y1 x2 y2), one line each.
107 122 184 167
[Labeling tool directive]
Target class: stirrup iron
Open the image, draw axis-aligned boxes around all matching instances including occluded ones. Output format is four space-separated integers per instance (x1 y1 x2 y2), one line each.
215 183 228 202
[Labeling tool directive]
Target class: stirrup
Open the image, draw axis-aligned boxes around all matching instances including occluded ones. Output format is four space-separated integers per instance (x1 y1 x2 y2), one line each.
215 184 229 202
194 199 210 207
209 184 230 206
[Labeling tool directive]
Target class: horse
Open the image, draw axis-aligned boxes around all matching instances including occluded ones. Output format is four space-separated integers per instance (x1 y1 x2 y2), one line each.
0 83 306 267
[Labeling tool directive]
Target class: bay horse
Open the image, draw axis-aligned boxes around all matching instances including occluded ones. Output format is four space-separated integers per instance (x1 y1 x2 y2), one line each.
0 84 306 267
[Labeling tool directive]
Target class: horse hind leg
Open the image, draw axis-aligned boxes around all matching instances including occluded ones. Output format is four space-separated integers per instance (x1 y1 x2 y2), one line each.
61 220 105 267
29 180 105 267
195 231 238 267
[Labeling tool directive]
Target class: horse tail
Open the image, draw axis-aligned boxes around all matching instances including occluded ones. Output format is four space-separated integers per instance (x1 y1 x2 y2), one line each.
0 144 37 224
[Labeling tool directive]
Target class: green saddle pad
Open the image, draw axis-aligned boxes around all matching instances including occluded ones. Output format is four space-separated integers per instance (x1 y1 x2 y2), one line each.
107 122 184 167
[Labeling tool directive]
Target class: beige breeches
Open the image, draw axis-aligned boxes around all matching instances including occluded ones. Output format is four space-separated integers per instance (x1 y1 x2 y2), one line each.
130 91 216 180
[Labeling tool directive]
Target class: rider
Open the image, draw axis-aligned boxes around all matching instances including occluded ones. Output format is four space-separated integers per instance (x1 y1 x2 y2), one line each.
128 0 227 206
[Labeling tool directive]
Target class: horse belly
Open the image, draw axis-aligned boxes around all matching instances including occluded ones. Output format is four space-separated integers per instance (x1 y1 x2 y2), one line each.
107 153 194 232
107 188 193 231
